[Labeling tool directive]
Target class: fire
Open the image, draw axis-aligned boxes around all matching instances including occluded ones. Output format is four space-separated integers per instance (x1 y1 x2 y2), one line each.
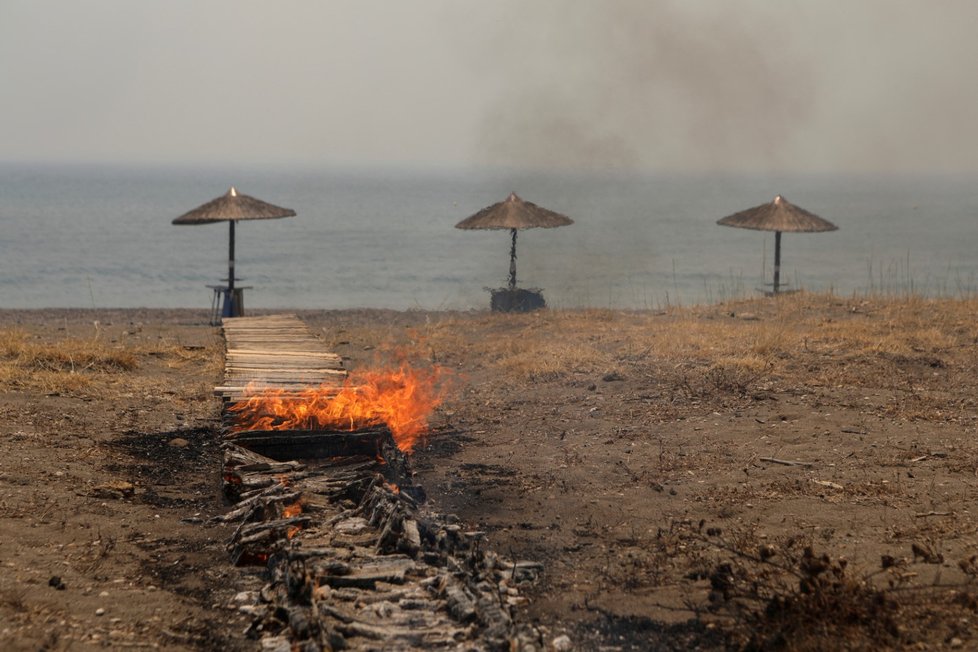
282 501 303 539
281 502 302 519
229 363 451 454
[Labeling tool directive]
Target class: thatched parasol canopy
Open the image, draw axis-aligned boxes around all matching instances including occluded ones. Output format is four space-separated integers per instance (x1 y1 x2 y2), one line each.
717 195 837 294
456 192 573 290
173 187 296 317
455 192 573 231
173 186 296 225
717 194 837 233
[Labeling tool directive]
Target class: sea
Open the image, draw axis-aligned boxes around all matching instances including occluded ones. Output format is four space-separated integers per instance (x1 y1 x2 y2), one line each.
1 163 976 311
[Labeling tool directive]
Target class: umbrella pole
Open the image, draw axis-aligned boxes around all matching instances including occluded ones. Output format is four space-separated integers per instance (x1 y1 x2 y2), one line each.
226 220 236 316
508 228 518 290
773 230 782 294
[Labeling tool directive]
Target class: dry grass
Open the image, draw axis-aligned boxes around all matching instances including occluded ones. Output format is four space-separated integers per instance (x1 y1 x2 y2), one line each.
0 329 137 372
0 328 217 396
0 329 133 393
405 292 978 421
301 294 977 426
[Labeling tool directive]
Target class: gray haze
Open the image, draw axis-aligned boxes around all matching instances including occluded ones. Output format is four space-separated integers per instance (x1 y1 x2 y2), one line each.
3 0 978 174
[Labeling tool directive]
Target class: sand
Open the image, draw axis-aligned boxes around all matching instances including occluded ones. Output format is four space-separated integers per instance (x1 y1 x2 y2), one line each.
2 296 978 650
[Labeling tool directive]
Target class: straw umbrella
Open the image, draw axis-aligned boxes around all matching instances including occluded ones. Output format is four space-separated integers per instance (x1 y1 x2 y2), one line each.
455 192 573 290
173 187 296 317
717 194 837 294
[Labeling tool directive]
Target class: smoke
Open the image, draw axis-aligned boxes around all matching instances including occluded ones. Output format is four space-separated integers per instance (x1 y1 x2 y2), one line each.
462 1 978 175
468 1 813 172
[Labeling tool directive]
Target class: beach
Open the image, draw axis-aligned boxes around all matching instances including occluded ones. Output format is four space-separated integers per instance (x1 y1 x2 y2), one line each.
2 296 978 649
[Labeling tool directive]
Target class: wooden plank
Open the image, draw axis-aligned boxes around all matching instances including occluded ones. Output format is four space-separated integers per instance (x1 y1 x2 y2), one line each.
216 314 348 403
214 381 339 394
226 351 338 356
227 365 346 376
225 358 341 364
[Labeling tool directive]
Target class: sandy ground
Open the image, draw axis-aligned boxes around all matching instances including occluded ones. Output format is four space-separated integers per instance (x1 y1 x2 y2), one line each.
2 297 978 650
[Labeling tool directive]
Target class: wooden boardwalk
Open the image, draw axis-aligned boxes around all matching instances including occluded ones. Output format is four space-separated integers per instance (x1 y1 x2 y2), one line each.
213 314 346 403
211 314 538 649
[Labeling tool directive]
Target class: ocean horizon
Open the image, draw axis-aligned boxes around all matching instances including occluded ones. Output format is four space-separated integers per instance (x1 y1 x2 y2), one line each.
1 162 976 311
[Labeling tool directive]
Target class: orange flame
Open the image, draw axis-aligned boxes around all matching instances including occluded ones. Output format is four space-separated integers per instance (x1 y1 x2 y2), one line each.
229 363 451 454
282 501 303 539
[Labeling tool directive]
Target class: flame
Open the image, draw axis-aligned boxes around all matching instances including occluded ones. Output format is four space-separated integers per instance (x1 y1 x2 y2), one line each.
229 363 451 454
281 501 302 519
386 481 400 495
282 501 303 539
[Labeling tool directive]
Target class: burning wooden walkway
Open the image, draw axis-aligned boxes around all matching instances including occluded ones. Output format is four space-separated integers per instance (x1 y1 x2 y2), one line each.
213 314 540 651
214 314 346 403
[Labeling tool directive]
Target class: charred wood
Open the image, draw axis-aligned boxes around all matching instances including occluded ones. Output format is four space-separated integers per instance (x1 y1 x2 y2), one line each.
212 489 302 524
225 427 387 461
217 416 539 648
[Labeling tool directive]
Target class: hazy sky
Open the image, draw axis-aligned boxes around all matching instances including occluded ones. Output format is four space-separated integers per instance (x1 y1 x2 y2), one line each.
3 0 978 174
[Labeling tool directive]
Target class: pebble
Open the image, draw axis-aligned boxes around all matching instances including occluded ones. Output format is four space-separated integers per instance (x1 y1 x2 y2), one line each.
95 608 106 617
168 437 189 448
552 634 573 651
259 636 291 652
232 591 256 604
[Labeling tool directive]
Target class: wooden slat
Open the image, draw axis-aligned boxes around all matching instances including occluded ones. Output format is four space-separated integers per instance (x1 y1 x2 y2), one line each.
216 314 348 403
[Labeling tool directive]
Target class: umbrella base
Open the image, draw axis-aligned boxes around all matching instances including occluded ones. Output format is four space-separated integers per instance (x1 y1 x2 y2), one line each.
208 285 251 325
489 288 546 313
757 287 801 298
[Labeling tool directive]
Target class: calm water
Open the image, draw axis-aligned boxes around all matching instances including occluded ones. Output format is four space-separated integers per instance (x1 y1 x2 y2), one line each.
1 163 976 310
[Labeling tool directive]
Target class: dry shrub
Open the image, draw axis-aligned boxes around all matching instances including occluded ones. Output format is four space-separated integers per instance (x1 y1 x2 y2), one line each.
700 355 770 395
701 530 978 651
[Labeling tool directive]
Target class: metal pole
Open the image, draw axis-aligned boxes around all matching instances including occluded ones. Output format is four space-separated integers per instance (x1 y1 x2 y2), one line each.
226 220 236 317
508 228 518 290
229 220 236 291
773 230 782 294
